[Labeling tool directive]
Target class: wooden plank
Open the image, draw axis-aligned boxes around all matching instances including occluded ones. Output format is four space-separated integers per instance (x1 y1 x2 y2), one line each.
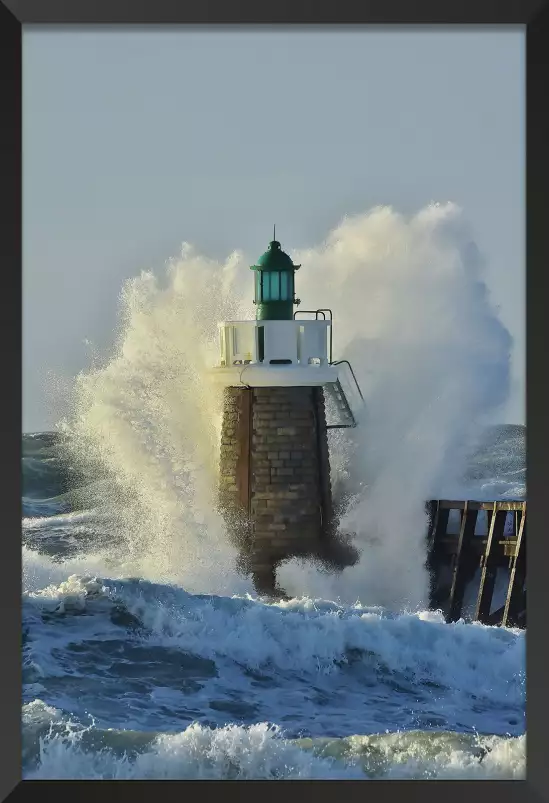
436 500 525 512
502 508 526 628
474 504 508 623
427 501 451 609
439 536 517 557
447 502 479 622
426 501 450 548
425 500 438 546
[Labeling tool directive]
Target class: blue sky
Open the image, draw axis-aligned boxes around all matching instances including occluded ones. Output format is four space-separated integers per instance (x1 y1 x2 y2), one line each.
23 27 524 431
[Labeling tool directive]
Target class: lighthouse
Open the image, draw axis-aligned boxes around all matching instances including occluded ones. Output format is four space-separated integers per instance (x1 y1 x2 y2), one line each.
213 234 360 595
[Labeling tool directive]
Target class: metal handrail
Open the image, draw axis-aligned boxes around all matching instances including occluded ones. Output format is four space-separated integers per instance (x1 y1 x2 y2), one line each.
294 310 326 320
330 359 365 402
316 310 333 361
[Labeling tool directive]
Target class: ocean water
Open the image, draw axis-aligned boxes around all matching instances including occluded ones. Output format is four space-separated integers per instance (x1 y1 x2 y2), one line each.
23 204 525 779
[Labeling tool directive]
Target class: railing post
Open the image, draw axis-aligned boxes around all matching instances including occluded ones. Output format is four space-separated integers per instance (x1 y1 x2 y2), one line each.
447 502 479 623
474 503 507 624
502 504 526 627
426 501 450 609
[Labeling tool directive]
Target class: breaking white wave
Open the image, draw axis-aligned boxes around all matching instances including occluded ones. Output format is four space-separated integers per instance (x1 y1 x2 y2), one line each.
23 204 521 781
54 203 512 612
23 701 524 780
279 205 512 607
23 559 524 709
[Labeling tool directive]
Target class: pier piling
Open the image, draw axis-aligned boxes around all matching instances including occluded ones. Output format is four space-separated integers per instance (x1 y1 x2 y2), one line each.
426 500 526 628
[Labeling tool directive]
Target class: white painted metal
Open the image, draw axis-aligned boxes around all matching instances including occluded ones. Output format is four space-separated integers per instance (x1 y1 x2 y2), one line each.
212 319 337 388
218 321 258 365
210 362 339 388
216 320 330 367
298 322 329 365
231 322 257 364
261 321 299 364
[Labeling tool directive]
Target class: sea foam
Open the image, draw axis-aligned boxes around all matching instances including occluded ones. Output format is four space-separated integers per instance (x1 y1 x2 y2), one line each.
55 203 511 610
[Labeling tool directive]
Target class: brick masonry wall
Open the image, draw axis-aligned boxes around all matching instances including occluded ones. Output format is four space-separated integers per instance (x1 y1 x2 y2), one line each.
218 385 332 589
218 387 252 556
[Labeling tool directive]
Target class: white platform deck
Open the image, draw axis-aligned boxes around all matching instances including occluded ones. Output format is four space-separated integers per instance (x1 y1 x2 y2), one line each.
210 320 339 388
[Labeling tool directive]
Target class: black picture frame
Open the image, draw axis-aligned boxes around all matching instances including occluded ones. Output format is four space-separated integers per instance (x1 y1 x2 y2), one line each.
2 2 547 802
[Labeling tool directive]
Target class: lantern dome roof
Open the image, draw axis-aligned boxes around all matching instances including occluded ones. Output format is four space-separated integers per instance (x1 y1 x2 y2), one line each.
251 239 300 272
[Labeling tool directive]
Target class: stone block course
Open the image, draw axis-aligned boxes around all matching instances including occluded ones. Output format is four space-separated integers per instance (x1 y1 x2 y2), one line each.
219 384 333 589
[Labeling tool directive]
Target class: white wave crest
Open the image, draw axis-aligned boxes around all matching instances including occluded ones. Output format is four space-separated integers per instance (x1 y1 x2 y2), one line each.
56 203 511 610
23 713 524 780
23 570 524 705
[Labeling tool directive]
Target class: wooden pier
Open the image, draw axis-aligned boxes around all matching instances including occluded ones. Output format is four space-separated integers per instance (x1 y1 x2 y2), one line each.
426 500 526 628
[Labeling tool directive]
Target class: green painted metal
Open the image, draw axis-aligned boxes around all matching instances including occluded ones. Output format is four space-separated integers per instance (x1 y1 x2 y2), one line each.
251 238 301 321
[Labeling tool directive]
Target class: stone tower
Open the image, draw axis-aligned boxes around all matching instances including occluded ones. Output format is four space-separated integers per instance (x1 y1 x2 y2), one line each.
213 235 358 595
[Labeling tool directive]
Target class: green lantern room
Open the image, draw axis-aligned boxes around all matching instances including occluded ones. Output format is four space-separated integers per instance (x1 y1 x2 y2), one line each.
251 235 301 322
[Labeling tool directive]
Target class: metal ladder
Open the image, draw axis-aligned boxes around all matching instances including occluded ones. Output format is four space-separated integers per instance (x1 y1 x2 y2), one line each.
325 361 365 430
325 380 357 429
293 310 365 430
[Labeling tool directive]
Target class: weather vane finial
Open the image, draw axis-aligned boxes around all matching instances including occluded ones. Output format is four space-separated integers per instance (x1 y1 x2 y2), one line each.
273 224 276 242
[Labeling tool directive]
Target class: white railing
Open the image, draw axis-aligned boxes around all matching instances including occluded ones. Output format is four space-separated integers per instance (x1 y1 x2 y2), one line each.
218 320 331 367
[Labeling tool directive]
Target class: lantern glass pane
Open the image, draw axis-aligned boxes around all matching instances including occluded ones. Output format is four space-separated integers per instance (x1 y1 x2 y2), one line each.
255 272 261 302
262 272 270 301
269 272 280 301
280 271 290 300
